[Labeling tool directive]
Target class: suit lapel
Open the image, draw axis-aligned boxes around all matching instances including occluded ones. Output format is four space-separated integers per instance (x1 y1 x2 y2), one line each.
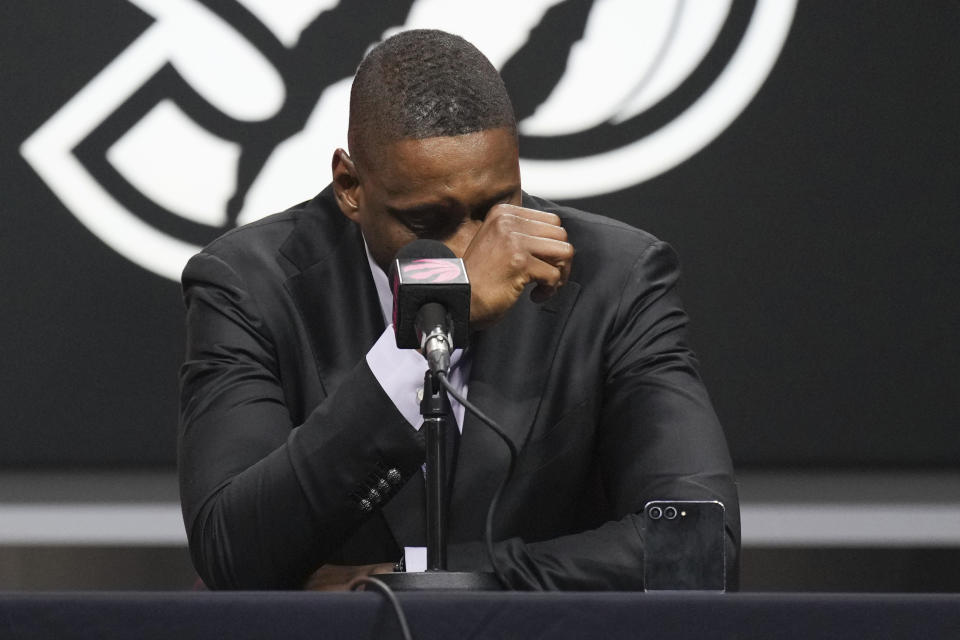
280 191 427 549
449 281 581 542
280 194 385 398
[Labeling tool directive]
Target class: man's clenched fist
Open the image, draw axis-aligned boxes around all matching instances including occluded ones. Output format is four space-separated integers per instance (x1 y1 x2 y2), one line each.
458 204 574 330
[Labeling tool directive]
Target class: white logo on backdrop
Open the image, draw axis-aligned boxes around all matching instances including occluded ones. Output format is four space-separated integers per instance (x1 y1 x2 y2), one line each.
21 0 795 281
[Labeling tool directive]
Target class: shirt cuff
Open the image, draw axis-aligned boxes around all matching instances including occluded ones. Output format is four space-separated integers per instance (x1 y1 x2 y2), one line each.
366 325 426 430
403 547 427 573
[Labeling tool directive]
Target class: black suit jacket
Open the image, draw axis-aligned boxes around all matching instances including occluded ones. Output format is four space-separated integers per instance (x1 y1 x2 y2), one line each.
178 186 740 590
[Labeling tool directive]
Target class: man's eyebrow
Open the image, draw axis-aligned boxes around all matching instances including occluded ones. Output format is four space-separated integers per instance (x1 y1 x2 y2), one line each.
385 201 451 217
386 187 518 219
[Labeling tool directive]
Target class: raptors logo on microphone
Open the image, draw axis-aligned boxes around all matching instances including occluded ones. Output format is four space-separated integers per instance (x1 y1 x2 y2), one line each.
20 0 795 281
402 259 467 284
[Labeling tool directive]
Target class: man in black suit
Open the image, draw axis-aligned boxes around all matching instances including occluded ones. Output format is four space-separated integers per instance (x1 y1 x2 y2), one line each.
178 29 739 590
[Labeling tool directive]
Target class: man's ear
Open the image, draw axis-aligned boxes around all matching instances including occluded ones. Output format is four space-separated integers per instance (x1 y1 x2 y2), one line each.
332 148 361 220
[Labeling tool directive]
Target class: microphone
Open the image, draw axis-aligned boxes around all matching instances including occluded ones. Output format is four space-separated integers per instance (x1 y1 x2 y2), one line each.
390 239 470 373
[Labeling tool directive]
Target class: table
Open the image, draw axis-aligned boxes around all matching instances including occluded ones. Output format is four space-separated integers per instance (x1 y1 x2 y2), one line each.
1 591 958 639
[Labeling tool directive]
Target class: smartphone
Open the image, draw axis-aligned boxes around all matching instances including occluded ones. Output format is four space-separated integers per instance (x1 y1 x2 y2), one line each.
642 500 725 591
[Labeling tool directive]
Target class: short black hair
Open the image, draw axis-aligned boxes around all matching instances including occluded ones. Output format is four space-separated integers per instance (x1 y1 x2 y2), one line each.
348 29 516 167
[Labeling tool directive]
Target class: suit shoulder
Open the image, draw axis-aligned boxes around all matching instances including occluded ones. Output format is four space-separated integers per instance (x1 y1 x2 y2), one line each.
192 187 345 274
522 192 662 260
201 202 305 259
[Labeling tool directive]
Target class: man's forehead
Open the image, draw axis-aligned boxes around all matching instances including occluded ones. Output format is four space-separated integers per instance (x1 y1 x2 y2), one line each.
368 128 518 186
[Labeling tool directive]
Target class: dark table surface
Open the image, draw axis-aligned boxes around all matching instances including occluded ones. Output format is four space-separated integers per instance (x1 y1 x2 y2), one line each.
1 591 958 639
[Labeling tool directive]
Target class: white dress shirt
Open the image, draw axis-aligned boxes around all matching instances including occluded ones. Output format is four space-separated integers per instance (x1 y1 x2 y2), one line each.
362 238 471 432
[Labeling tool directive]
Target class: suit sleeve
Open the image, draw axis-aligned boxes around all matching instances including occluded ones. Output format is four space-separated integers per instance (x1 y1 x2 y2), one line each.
447 240 740 590
178 251 424 589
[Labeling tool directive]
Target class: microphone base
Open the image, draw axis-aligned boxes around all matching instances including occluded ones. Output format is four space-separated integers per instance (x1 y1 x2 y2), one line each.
376 571 502 591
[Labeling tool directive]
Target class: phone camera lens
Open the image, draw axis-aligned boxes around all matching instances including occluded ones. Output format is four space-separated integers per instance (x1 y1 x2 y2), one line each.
649 506 662 520
664 506 678 520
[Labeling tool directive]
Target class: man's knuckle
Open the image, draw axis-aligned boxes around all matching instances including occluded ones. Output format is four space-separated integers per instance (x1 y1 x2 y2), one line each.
493 213 514 233
509 251 527 271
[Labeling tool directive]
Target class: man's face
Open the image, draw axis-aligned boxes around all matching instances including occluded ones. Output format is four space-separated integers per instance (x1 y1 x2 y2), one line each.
332 127 522 272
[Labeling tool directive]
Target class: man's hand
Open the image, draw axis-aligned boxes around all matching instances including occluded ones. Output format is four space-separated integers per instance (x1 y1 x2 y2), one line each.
461 204 574 329
302 562 394 591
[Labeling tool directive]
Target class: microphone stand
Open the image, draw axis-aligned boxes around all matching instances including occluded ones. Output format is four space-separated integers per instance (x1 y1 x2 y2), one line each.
377 369 501 590
422 369 450 571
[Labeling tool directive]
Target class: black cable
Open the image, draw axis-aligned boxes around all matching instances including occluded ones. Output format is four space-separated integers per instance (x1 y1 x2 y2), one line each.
350 576 414 640
436 371 518 589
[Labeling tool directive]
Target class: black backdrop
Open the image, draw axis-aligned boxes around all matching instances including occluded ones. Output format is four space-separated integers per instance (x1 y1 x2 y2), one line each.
2 1 958 468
